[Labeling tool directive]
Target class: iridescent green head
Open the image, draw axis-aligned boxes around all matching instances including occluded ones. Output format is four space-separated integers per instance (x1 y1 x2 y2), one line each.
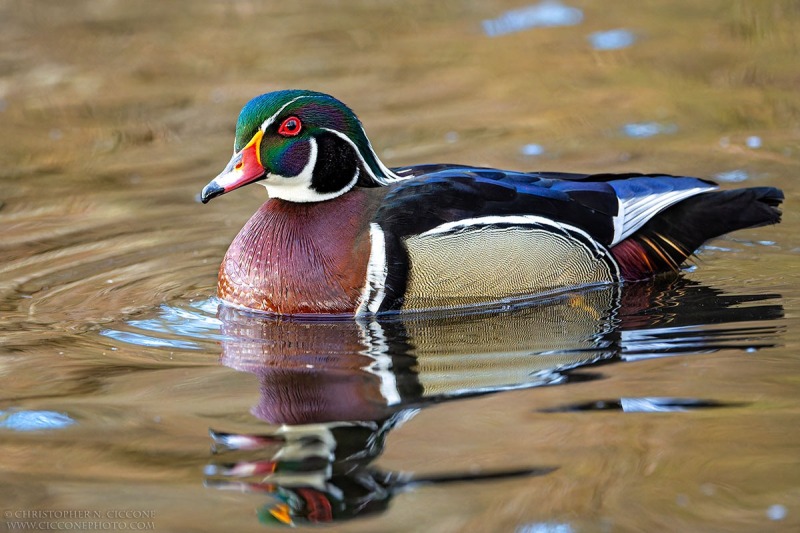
201 90 400 203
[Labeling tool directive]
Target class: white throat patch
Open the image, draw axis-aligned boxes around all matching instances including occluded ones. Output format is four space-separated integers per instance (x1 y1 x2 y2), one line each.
260 137 358 203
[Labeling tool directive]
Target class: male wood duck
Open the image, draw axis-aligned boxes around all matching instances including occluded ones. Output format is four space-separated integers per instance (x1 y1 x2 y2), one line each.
201 90 784 316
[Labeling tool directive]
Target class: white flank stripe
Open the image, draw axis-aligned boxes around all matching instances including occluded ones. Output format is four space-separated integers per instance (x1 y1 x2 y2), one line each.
357 223 388 315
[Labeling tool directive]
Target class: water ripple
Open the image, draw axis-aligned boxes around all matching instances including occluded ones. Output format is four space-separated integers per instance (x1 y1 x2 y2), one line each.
100 298 222 351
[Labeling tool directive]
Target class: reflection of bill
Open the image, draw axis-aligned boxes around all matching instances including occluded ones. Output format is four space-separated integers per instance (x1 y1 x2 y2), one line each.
206 424 554 526
205 277 782 526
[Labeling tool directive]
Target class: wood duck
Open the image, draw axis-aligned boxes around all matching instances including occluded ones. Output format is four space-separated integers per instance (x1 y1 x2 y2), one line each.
201 90 783 316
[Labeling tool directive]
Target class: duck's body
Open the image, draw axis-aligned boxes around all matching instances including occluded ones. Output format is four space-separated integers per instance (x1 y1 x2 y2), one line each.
202 90 783 316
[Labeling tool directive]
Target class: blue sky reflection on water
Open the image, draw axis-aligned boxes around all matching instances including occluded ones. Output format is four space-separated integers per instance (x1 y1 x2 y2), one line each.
0 410 76 432
588 29 636 50
483 1 583 37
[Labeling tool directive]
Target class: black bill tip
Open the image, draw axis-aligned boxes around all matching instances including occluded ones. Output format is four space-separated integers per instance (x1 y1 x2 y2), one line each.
201 182 225 204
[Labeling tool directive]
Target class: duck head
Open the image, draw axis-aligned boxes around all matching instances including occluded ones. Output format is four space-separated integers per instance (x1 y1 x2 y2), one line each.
201 90 400 204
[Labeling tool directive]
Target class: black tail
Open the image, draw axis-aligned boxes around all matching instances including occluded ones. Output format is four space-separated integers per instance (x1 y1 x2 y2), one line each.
612 187 784 280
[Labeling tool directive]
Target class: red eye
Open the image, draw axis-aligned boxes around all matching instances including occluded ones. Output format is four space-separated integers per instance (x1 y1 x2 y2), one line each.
278 116 302 137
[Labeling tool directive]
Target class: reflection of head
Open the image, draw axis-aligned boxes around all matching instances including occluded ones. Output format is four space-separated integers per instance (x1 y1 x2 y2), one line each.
258 487 337 527
259 501 294 527
256 481 389 527
258 488 337 527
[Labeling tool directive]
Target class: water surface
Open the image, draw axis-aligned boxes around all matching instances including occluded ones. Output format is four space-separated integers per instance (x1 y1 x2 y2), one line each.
1 1 799 531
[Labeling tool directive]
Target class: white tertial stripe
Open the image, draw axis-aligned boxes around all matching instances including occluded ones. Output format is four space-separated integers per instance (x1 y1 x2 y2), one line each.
322 128 406 184
611 186 715 245
356 223 388 315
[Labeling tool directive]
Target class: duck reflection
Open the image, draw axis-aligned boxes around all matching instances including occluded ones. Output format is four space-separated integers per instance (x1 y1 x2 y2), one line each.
203 277 782 526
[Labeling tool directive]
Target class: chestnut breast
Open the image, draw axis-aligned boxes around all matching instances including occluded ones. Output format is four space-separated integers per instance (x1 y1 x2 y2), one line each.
218 189 376 314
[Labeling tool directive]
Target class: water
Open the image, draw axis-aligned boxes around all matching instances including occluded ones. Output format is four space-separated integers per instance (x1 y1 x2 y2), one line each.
2 1 799 531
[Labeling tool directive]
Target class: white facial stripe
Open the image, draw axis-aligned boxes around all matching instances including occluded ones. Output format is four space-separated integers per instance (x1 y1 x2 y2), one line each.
261 138 360 202
251 94 405 184
356 223 388 315
231 95 314 152
258 95 316 133
363 136 404 183
321 128 404 184
261 137 317 201
249 94 408 200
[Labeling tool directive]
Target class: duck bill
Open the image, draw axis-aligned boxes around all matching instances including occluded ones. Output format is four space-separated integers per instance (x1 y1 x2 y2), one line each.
267 503 294 526
201 131 266 203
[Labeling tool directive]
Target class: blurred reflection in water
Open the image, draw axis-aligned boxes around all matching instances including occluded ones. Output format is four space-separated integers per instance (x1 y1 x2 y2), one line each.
202 276 781 526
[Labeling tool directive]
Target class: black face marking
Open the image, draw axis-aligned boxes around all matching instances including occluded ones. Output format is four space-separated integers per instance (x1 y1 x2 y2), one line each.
310 132 359 194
